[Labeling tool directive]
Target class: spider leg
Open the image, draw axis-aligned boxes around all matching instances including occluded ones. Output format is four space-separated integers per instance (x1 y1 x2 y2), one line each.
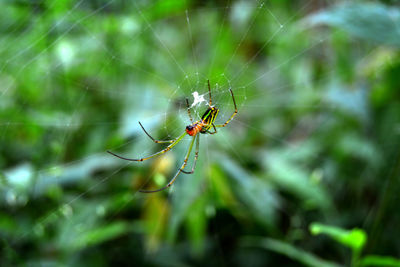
207 79 212 106
207 124 218 134
181 134 199 174
140 135 196 193
139 121 175 144
201 123 217 135
215 88 237 128
186 98 194 123
107 131 187 162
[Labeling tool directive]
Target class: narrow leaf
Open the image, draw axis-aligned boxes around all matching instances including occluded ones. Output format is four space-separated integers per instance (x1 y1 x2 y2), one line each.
360 255 400 267
241 236 341 267
310 223 367 251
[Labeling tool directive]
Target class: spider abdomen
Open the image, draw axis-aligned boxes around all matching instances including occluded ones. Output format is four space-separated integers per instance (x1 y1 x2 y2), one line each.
200 106 219 133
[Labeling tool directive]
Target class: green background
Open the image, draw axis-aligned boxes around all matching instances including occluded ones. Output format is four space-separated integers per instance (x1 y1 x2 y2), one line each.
1 0 400 266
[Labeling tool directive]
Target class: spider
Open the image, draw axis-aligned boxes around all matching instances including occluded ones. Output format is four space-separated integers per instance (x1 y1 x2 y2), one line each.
107 80 237 193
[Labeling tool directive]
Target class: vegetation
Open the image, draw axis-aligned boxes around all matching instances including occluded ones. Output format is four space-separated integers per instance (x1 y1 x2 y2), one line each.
1 0 400 266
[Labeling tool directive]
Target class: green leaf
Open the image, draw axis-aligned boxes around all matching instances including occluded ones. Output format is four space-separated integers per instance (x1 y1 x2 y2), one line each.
264 150 331 210
241 236 341 267
307 3 400 47
360 255 400 267
217 153 279 228
185 195 207 255
310 223 367 252
71 221 129 250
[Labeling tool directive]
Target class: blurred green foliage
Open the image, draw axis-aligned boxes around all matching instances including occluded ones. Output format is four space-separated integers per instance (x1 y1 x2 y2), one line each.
1 0 400 266
310 222 400 267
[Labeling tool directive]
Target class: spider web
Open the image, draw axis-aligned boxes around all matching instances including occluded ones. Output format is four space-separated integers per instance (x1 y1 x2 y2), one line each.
0 0 385 265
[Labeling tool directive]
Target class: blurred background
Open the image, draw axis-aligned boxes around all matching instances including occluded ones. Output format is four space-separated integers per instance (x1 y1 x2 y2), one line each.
1 0 400 266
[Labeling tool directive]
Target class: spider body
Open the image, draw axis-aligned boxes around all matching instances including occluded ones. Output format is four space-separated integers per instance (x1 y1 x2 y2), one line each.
186 106 219 136
108 80 237 193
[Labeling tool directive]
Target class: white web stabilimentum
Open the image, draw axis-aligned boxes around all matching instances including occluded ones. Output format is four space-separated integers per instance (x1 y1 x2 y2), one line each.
0 0 355 249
